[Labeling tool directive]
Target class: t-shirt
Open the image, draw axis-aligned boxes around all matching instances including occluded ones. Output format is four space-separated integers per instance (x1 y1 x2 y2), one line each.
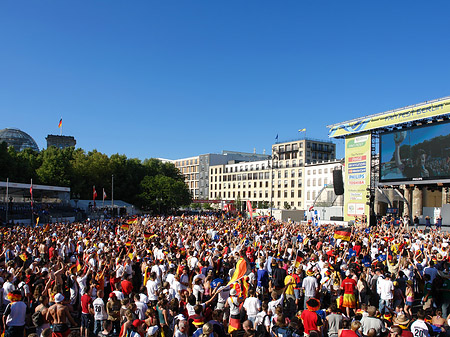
243 297 261 317
410 320 433 337
273 267 287 288
93 297 107 321
341 278 357 295
81 294 93 315
4 301 27 327
301 310 322 334
227 296 240 316
302 276 318 297
121 280 133 296
284 275 295 295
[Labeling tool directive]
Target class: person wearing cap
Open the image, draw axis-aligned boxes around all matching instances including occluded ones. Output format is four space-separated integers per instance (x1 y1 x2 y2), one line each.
302 269 318 310
107 292 121 335
46 292 77 337
377 272 394 315
226 287 243 333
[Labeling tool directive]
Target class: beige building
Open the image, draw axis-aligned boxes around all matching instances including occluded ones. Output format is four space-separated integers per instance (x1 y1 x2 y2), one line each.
209 138 336 210
174 156 199 198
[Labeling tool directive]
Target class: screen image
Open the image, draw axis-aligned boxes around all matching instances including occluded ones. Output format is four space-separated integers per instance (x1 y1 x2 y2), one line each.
380 121 450 183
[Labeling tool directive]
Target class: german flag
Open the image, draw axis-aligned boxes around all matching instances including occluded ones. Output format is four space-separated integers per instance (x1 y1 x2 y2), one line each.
294 250 304 268
120 223 130 231
334 226 351 241
127 217 137 225
125 240 132 247
227 256 251 286
144 232 151 241
43 224 50 233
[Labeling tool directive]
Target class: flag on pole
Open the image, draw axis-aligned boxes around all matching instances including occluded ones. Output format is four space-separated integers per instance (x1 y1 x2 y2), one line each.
294 250 304 268
227 257 251 286
246 200 253 219
93 186 97 201
36 217 40 225
298 128 306 132
58 118 63 128
103 188 106 201
43 223 50 232
275 134 279 141
334 226 351 241
30 179 33 207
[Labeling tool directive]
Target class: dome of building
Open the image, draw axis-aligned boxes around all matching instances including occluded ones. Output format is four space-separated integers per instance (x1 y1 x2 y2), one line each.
0 128 39 152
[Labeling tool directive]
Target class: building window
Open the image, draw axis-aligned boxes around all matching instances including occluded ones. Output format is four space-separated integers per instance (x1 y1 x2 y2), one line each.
284 191 287 198
291 190 295 198
284 180 288 188
307 191 310 200
298 190 302 198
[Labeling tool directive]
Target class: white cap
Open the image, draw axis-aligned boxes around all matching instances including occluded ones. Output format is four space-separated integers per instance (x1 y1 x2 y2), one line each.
54 293 64 303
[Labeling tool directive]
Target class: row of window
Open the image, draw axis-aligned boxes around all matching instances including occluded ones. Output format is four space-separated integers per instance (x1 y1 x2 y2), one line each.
176 158 198 167
210 190 302 199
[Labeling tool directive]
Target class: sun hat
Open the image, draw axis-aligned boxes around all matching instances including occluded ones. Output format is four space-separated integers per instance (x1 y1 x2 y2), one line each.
54 293 64 303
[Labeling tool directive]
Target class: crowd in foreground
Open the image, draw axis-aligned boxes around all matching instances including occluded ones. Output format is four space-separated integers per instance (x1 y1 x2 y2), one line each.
0 214 449 337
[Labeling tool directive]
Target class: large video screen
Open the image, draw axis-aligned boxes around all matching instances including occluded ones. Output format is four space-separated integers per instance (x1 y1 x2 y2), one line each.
380 120 450 183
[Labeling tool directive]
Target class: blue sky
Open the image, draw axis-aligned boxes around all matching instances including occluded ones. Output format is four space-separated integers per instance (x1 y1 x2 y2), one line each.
1 1 450 160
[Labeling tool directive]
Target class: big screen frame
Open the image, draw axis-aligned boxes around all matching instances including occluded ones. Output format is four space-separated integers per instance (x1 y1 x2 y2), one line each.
379 120 450 185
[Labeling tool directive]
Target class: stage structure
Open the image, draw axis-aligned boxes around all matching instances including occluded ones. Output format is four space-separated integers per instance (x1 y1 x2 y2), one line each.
327 96 450 225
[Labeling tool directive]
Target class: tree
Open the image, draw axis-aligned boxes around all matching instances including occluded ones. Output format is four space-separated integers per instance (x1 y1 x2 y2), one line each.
284 202 291 210
139 174 191 213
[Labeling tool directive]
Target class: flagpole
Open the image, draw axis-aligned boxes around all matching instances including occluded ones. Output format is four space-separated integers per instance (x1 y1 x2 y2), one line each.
31 178 34 226
102 188 105 207
111 174 114 218
5 178 9 224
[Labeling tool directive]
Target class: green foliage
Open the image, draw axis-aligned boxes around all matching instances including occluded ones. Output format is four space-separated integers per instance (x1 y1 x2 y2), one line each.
284 201 291 210
0 144 191 213
139 174 191 213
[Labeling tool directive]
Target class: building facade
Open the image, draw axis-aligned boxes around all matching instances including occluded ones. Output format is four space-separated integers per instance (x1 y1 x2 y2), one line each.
303 159 344 210
208 138 337 210
175 151 269 199
46 134 76 149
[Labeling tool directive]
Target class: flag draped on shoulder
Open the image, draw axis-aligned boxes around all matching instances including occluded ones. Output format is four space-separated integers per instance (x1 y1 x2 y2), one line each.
227 256 251 286
334 226 351 241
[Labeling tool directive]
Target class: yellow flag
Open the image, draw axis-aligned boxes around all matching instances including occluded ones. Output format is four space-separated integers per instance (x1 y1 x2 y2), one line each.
36 217 40 225
298 128 306 132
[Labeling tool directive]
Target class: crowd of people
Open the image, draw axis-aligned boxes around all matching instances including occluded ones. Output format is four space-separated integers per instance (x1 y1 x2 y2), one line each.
0 214 449 337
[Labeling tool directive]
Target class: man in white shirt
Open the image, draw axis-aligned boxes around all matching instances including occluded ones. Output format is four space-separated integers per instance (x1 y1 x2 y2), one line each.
146 272 159 306
242 289 261 325
410 309 433 337
93 290 107 336
134 293 148 320
377 272 394 314
302 270 318 308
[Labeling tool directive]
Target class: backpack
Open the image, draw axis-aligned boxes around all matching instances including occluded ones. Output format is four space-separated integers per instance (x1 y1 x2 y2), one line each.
32 310 44 327
256 315 271 337
271 326 293 337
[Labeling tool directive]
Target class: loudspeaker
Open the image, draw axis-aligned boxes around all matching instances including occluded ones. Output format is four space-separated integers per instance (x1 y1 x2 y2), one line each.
333 169 344 195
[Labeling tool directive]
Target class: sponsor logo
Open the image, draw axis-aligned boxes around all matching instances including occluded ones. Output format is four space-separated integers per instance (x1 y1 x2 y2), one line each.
349 180 365 185
348 168 366 174
348 155 366 162
349 174 365 180
348 162 365 168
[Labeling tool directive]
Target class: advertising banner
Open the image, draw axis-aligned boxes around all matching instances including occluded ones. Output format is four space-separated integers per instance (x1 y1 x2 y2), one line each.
344 133 371 221
329 98 450 138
